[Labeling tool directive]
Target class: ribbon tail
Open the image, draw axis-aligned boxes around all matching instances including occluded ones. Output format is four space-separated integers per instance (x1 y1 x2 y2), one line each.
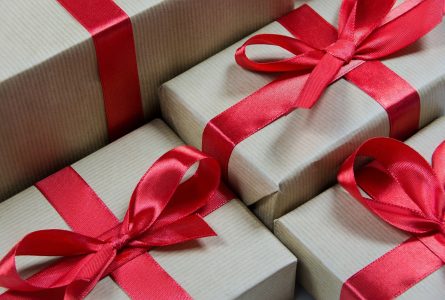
341 237 444 300
111 254 193 300
0 230 102 292
294 55 344 109
64 247 117 300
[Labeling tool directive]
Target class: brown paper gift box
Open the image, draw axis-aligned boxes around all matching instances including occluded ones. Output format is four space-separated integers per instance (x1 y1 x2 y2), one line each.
160 1 445 228
0 0 294 200
275 116 445 300
0 119 297 299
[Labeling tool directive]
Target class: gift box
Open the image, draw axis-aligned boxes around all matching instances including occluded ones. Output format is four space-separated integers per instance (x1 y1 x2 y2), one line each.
160 0 445 228
0 0 294 201
0 119 297 299
274 116 445 299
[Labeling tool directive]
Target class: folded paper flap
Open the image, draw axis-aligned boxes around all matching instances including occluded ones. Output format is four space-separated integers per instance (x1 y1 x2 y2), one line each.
0 120 297 299
230 139 281 206
275 117 445 300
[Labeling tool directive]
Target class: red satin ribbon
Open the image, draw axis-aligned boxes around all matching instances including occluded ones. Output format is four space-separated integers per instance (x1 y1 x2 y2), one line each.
203 0 443 178
57 0 144 140
338 137 445 299
0 146 233 299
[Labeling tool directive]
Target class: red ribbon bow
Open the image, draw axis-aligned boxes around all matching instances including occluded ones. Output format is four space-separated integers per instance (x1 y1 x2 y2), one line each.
0 146 222 299
203 0 443 178
236 0 442 109
338 137 445 299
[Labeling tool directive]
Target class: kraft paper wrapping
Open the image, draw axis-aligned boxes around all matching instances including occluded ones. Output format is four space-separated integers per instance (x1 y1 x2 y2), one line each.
275 116 445 300
0 0 294 201
0 119 297 299
160 1 445 228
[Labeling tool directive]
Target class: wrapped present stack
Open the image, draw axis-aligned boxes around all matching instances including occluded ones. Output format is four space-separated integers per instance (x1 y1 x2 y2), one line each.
0 0 444 299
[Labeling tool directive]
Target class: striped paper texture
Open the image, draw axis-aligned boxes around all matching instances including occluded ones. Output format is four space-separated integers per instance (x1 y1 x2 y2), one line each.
275 117 445 300
0 0 294 200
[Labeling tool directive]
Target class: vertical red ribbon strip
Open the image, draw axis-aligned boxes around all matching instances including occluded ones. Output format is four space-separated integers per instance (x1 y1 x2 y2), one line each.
57 0 144 140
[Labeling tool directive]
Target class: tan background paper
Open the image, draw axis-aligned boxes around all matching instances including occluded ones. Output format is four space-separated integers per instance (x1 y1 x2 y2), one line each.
275 116 445 300
160 0 445 228
0 119 297 299
0 0 294 200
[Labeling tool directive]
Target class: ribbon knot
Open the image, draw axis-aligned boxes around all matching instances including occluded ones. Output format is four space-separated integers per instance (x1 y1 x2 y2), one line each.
324 39 356 63
0 146 222 299
109 233 132 251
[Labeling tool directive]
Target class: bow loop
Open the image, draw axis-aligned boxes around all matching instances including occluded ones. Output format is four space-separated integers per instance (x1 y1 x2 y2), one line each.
235 34 321 73
338 0 396 44
121 145 220 238
338 137 445 237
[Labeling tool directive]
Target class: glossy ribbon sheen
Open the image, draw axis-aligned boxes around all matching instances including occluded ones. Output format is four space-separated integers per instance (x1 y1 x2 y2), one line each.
57 0 144 140
203 0 443 178
0 146 232 299
338 138 445 299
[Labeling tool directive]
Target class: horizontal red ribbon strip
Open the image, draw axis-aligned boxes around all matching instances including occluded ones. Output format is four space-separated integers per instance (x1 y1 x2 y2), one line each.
57 0 144 140
203 0 443 179
0 146 233 299
338 137 445 299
